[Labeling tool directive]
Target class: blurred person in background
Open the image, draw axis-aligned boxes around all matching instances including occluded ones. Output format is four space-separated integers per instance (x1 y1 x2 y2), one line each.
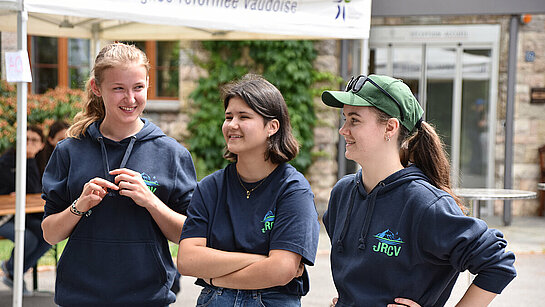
36 120 70 176
0 125 51 295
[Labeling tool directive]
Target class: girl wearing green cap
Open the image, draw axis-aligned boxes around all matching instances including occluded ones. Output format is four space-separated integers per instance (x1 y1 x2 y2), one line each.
321 75 516 306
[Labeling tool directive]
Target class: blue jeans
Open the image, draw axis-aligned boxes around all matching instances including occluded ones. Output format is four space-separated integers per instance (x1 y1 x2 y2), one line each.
196 286 301 307
0 213 51 275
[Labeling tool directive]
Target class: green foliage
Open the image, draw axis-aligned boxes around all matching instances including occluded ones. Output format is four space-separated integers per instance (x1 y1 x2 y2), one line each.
248 40 317 173
188 41 248 173
188 40 320 174
0 80 84 153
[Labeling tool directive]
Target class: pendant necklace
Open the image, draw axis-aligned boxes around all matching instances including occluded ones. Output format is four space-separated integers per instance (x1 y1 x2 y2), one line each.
236 171 267 199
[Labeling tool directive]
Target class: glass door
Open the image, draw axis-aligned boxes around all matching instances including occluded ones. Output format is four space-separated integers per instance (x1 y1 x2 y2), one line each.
425 47 457 159
460 49 492 187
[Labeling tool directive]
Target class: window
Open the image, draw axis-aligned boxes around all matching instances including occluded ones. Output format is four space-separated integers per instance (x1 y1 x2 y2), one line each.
30 37 179 101
31 36 58 94
31 36 90 93
68 39 91 89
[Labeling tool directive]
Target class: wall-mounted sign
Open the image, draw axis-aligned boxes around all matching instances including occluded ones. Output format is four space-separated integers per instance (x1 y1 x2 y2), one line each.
530 88 545 104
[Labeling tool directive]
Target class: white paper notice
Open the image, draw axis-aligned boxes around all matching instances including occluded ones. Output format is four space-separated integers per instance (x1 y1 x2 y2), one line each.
5 51 32 83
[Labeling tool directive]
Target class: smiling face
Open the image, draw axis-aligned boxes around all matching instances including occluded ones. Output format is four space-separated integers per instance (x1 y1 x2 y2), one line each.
339 105 387 165
222 96 274 160
91 63 148 133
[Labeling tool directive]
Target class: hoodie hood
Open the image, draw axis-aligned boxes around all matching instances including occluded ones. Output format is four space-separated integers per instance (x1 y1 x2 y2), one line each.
355 164 430 197
86 118 166 181
337 165 430 252
86 118 165 142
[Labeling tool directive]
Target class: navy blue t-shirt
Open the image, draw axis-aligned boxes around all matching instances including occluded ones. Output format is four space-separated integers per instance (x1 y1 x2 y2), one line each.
181 162 320 296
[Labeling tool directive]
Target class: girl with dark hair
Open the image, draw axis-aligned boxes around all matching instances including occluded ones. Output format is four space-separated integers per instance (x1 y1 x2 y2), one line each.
36 120 70 176
41 43 197 306
178 74 319 306
321 75 516 307
0 125 50 295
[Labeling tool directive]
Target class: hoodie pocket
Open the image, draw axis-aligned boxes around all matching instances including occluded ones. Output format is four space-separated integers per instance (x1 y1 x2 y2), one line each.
56 238 168 305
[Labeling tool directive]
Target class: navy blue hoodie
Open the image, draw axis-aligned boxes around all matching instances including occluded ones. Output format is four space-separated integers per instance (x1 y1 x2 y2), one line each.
323 165 516 307
42 119 197 307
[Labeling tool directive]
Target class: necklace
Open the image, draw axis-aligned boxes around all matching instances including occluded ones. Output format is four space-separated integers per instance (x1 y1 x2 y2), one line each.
236 171 267 199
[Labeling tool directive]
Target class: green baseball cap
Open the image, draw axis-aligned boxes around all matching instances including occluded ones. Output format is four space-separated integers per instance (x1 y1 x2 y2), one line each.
321 75 424 132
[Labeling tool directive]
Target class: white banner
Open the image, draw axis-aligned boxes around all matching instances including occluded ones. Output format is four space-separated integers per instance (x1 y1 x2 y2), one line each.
18 0 370 39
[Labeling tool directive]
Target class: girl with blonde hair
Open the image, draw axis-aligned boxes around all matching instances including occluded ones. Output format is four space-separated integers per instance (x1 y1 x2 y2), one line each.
42 43 197 306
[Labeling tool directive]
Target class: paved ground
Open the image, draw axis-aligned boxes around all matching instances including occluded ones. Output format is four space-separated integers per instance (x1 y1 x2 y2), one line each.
1 216 544 306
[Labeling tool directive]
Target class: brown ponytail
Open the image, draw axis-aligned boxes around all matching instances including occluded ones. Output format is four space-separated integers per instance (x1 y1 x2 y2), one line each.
66 43 150 138
372 107 465 212
400 121 465 211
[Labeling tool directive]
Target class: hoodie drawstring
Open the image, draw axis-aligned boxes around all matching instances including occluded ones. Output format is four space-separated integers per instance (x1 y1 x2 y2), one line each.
97 136 137 195
358 182 385 250
336 182 359 253
120 136 137 169
98 137 110 179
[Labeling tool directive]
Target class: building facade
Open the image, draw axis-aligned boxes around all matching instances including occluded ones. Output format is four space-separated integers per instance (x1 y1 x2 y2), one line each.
1 13 544 216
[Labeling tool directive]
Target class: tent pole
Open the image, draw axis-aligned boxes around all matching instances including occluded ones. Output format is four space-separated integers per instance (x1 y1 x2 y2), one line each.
360 39 369 76
13 6 29 307
503 15 519 226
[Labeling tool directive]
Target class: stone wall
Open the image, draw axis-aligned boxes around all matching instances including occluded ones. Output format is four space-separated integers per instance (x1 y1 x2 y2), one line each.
146 41 207 151
308 40 341 215
510 14 545 215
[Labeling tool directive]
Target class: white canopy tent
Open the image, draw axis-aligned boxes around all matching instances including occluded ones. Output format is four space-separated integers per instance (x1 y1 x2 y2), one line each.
1 0 371 41
0 0 371 306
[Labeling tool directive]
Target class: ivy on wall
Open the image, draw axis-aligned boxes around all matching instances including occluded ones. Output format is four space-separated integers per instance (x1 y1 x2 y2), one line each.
188 40 319 176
